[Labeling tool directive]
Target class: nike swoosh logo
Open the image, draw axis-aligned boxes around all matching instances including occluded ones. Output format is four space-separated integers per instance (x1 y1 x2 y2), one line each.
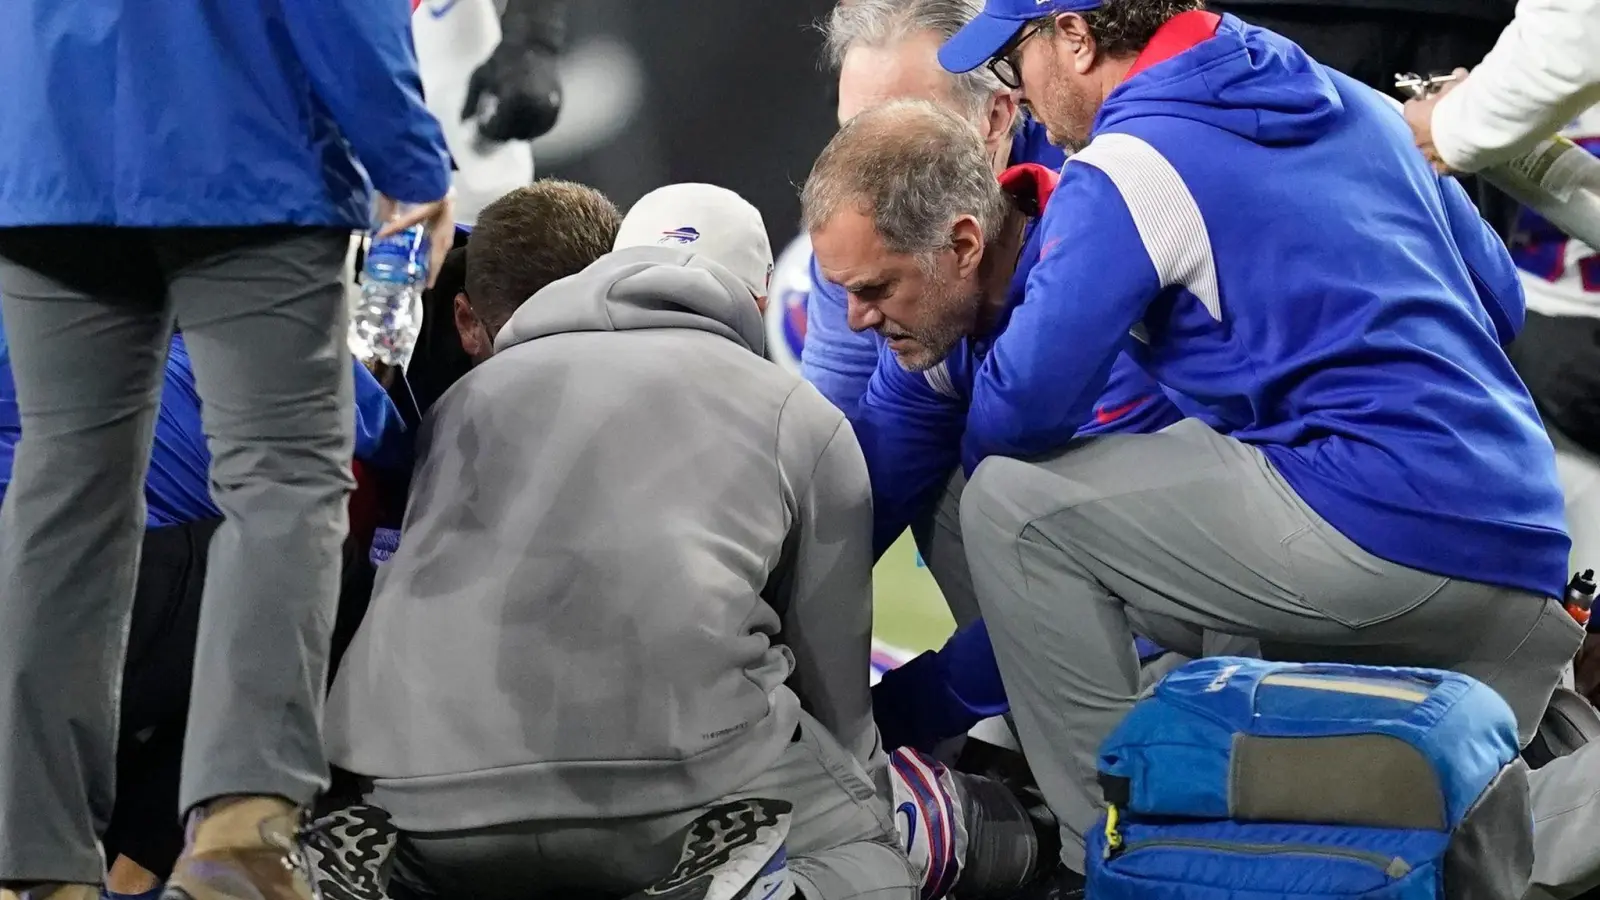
425 0 462 19
896 801 918 855
1095 396 1149 425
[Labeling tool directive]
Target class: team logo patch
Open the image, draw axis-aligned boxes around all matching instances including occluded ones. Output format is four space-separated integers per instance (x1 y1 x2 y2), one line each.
659 226 702 245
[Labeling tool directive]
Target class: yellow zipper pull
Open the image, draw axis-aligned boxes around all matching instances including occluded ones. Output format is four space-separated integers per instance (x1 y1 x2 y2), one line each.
1104 803 1124 858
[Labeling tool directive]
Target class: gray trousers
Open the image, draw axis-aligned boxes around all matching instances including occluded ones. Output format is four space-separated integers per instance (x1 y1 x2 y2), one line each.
0 227 354 883
959 419 1583 873
910 466 1257 669
909 470 982 629
386 712 918 900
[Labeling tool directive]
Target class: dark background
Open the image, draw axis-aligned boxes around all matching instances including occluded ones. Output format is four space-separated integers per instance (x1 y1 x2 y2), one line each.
536 0 842 252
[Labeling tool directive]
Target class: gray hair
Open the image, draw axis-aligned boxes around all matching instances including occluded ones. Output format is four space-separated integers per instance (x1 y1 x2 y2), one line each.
801 99 1010 262
822 0 1011 125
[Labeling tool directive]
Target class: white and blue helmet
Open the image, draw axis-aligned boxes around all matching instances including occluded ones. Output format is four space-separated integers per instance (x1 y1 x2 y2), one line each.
764 234 813 376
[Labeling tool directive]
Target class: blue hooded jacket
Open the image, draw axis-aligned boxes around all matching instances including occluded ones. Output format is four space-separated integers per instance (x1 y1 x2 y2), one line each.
0 330 407 528
966 12 1566 597
0 0 451 227
869 12 1553 753
801 119 1067 419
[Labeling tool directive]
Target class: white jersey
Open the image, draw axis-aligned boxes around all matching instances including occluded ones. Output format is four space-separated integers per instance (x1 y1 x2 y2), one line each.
1514 105 1600 319
412 0 534 225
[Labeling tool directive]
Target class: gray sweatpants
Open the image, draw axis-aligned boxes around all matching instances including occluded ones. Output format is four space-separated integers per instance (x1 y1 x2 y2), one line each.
385 712 918 900
960 419 1583 873
0 227 354 883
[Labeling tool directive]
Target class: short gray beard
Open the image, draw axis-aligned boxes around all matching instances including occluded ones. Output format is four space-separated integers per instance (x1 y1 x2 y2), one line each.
893 273 977 372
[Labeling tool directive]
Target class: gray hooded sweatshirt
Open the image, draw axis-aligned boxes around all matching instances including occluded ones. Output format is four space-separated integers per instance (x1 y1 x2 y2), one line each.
324 246 879 831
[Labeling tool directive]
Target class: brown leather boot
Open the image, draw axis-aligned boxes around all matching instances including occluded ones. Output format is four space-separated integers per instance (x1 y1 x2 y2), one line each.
0 884 100 900
161 797 313 900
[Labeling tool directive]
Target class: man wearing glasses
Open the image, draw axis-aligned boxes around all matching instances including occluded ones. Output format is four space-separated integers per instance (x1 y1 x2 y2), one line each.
918 0 1582 891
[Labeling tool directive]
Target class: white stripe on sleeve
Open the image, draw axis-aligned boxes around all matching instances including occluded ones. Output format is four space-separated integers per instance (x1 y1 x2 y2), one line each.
1071 132 1222 322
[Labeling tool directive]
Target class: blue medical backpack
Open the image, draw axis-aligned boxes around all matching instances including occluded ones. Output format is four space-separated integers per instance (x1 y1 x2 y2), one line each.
1086 658 1533 899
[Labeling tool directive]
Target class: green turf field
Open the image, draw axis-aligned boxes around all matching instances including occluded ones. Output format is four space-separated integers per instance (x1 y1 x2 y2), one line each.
872 532 956 653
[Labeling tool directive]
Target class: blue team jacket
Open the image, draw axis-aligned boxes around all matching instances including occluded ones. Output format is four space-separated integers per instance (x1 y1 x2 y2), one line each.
801 120 1067 420
0 330 406 528
965 11 1566 597
0 0 451 227
856 164 1184 555
872 103 1543 756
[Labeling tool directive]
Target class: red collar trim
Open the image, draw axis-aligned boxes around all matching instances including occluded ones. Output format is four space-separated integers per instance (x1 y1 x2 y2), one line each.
998 163 1059 217
1125 10 1221 80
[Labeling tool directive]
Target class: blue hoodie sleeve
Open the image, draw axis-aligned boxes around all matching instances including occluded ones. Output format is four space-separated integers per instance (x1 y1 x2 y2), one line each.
964 163 1162 473
1439 174 1527 348
801 255 882 420
352 359 410 469
856 345 966 559
280 0 453 204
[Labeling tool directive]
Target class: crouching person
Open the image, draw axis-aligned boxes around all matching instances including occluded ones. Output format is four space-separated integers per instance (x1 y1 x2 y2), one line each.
323 183 918 900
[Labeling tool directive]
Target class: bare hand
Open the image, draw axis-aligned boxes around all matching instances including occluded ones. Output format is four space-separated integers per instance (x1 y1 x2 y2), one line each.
375 192 457 289
1403 68 1469 175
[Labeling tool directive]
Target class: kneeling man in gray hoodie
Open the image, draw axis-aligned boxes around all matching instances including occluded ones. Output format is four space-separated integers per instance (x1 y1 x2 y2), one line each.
324 183 916 900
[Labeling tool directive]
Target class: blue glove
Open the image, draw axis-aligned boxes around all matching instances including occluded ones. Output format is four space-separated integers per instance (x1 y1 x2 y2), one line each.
872 623 1171 751
1135 635 1170 663
872 620 1009 752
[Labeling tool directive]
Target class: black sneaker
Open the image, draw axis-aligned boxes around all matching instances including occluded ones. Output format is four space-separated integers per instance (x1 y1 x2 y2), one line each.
299 803 399 900
628 798 795 900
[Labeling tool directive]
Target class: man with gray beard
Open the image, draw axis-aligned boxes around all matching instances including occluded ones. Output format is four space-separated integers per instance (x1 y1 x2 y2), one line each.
803 99 1191 754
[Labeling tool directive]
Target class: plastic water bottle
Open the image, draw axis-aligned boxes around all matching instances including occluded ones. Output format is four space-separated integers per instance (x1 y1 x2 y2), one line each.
352 224 430 367
1565 569 1596 627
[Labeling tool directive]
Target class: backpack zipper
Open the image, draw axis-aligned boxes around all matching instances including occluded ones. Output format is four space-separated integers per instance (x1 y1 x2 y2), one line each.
1114 837 1414 879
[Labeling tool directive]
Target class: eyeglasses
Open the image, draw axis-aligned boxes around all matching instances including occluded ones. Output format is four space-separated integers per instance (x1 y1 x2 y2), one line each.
986 22 1046 90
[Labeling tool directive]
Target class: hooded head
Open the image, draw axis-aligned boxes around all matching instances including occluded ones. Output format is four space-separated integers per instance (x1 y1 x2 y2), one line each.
494 184 774 360
940 2 1342 152
612 183 775 310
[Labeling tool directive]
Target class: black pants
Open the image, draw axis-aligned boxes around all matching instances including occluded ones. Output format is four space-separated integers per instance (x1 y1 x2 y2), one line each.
1207 4 1519 237
104 520 379 877
103 519 220 878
